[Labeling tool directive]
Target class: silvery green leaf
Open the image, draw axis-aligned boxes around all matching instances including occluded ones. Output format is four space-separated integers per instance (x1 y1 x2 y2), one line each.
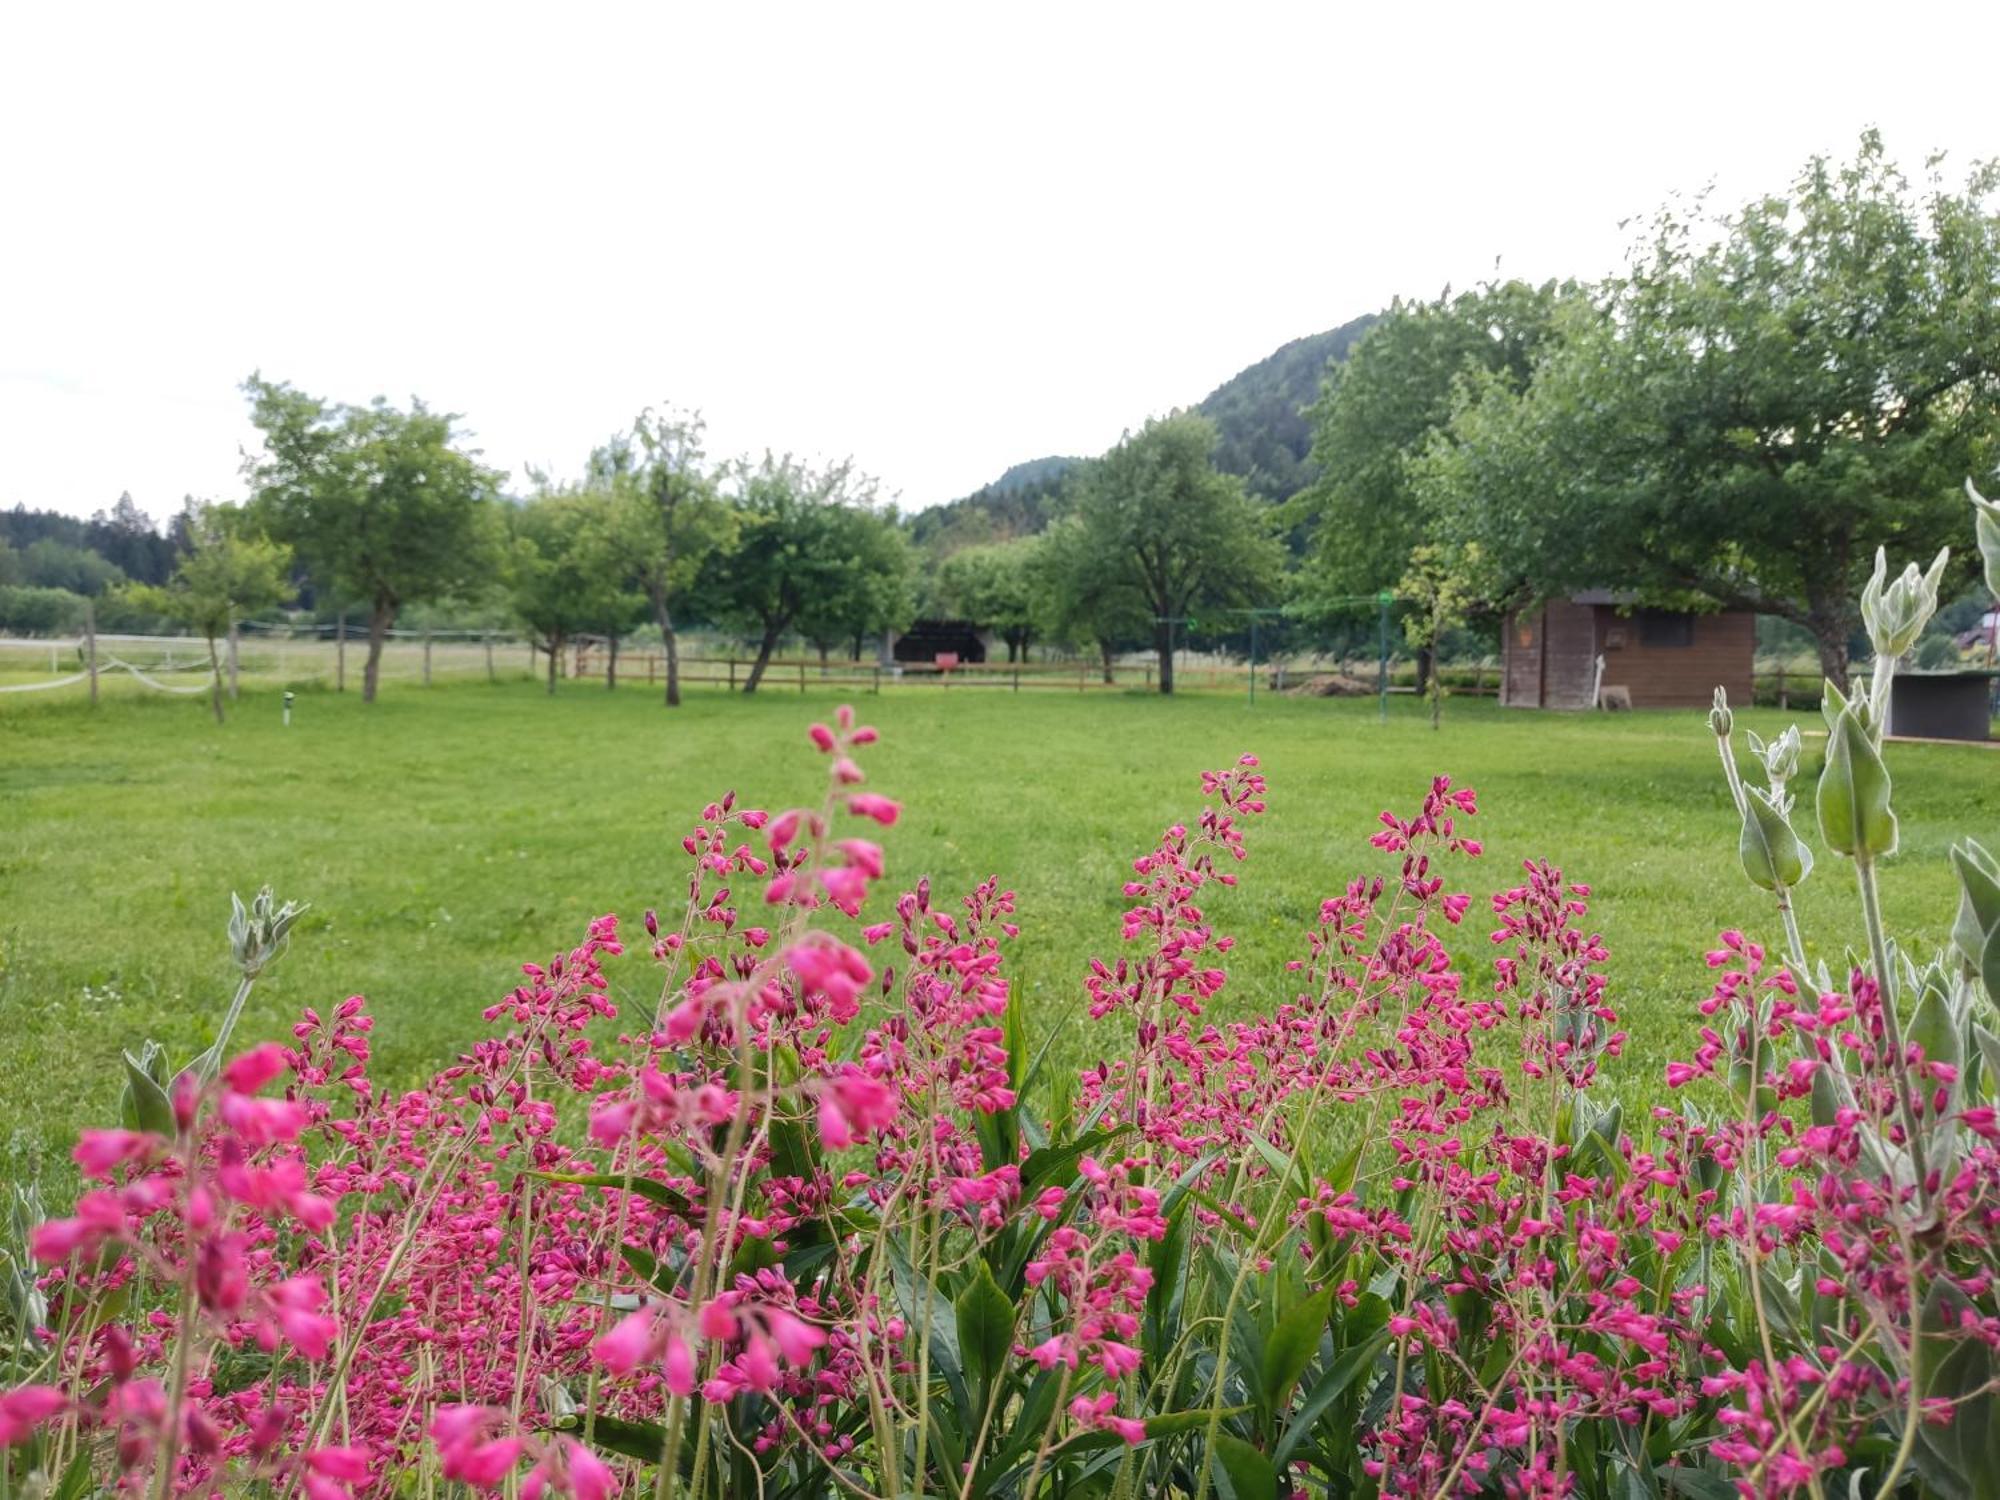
1817 705 1897 859
1740 785 1810 891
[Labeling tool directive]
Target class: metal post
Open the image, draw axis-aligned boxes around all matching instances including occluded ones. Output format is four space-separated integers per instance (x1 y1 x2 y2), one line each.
336 612 347 693
1377 590 1391 724
283 690 295 727
85 599 98 706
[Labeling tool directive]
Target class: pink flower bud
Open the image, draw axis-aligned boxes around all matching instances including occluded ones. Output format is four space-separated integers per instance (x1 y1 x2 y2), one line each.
223 1042 292 1095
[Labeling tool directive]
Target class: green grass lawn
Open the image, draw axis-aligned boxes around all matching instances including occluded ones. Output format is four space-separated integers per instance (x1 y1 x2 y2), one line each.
3 679 1993 1191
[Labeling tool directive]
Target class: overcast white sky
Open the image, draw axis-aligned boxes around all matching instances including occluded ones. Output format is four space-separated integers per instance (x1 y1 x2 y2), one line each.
3 1 1997 521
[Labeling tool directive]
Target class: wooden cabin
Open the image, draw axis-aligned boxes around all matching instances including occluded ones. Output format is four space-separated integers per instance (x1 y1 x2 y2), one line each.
1501 594 1754 710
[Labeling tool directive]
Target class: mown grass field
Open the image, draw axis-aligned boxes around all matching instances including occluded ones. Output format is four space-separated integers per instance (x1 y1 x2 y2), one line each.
3 679 1993 1192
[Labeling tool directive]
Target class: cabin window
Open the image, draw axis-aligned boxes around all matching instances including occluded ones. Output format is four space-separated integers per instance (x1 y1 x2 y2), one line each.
1637 609 1694 648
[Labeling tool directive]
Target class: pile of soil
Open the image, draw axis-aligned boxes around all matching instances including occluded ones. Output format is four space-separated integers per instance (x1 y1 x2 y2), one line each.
1285 672 1375 697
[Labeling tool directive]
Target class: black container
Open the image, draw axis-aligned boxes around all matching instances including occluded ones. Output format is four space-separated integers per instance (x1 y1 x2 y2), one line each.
1888 670 1998 742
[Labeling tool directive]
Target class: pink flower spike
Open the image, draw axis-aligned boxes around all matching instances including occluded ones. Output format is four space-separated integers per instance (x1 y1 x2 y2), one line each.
698 1300 737 1340
223 1042 292 1094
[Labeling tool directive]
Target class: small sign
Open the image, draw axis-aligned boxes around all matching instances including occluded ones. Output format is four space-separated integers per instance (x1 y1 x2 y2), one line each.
935 652 959 673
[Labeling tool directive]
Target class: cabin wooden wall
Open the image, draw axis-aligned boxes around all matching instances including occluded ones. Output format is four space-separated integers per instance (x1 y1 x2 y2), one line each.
1594 607 1754 709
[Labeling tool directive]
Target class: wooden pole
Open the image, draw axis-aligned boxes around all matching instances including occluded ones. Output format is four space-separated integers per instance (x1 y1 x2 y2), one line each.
799 659 806 694
85 599 98 706
486 633 495 682
873 665 880 695
227 619 240 699
728 659 736 693
422 629 433 687
336 612 346 692
1777 662 1788 711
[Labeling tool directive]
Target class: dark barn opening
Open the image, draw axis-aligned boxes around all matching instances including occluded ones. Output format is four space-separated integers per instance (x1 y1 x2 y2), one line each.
890 619 988 665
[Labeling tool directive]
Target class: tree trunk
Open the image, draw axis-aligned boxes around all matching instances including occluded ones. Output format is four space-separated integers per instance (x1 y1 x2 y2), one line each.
819 643 830 671
1416 645 1433 696
1099 638 1116 685
206 632 225 724
1154 619 1175 695
607 635 619 690
650 590 682 708
743 622 781 695
362 598 394 704
1805 589 1853 694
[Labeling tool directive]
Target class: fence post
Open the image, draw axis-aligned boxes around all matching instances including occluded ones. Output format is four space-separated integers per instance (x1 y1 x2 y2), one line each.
728 659 736 693
799 660 806 694
486 633 495 683
85 599 98 706
1013 666 1020 693
872 665 881 695
336 612 347 692
1777 663 1788 711
227 619 240 699
422 629 433 687
648 652 657 686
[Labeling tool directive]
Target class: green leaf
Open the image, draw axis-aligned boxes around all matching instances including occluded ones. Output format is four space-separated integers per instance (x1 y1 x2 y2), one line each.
566 1411 670 1463
1910 979 1963 1074
1816 705 1896 859
1146 1406 1249 1439
1951 839 2000 971
1213 1433 1278 1500
1273 1329 1389 1465
1261 1286 1337 1411
954 1260 1015 1388
121 1049 175 1137
1739 786 1809 891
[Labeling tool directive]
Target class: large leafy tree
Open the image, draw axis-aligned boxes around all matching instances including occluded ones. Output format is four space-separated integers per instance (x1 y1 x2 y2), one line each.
929 537 1042 661
505 487 635 694
704 453 892 694
1432 135 2000 688
796 505 914 667
1294 279 1572 606
132 503 291 723
1067 413 1282 694
1032 514 1152 681
599 407 737 707
243 376 501 702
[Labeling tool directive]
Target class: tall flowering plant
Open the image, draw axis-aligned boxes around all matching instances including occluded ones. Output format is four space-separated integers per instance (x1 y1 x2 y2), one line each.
5 486 2000 1498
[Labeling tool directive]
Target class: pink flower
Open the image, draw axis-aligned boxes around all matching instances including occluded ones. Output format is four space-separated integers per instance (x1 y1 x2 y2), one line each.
563 1439 616 1500
817 1069 899 1149
72 1128 158 1178
305 1446 373 1482
761 1307 826 1366
846 793 901 826
808 722 836 752
223 1042 292 1094
0 1385 65 1445
593 1308 657 1376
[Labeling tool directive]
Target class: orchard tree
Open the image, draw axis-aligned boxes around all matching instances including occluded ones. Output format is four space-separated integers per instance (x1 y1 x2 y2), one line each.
797 505 914 667
1033 515 1151 681
505 487 632 694
244 376 501 702
1294 279 1573 603
930 537 1042 661
1433 135 2000 689
133 503 291 724
1397 543 1481 731
1068 413 1282 693
607 406 737 706
704 453 889 694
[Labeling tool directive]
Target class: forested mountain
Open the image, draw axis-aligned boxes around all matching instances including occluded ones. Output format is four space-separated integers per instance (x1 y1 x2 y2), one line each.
1196 314 1378 500
911 313 1378 554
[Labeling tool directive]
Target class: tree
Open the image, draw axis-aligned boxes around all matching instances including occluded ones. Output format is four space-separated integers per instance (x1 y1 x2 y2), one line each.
505 487 631 695
1294 280 1571 606
1066 413 1283 693
132 504 291 723
930 537 1042 660
796 506 914 667
243 376 501 703
703 453 889 694
612 407 736 707
1397 543 1481 731
1433 135 2000 689
1033 515 1152 681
